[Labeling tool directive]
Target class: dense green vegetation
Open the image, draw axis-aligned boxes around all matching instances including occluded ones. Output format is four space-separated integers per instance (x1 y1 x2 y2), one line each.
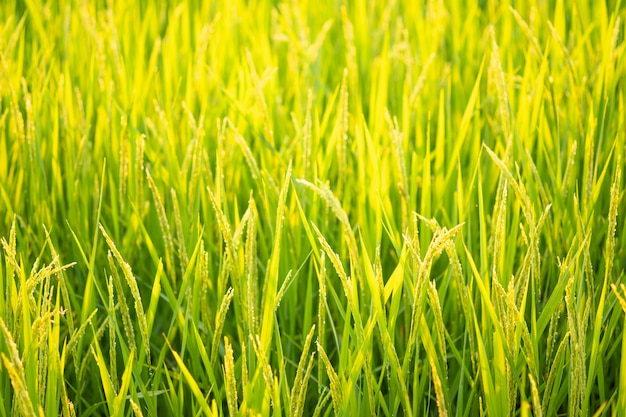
0 0 624 415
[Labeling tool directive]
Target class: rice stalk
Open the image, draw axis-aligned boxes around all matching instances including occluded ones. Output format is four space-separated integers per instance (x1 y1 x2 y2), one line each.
0 317 39 417
65 310 98 371
296 179 359 276
311 222 360 334
210 287 234 364
290 325 316 417
119 114 129 212
604 154 622 283
251 335 275 406
135 134 145 208
146 169 175 280
542 332 569 414
294 352 316 417
130 399 144 417
99 224 150 363
245 51 274 146
317 252 327 394
223 336 239 416
337 68 350 183
488 26 511 140
565 277 586 417
431 362 448 417
427 281 447 376
245 195 259 336
316 341 341 415
107 251 137 354
404 221 464 369
528 373 542 417
107 274 118 390
228 119 261 181
171 188 189 273
341 6 357 78
207 186 236 275
302 89 313 178
241 340 249 390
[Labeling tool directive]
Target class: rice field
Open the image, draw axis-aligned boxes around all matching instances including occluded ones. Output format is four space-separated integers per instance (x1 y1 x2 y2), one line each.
0 0 624 416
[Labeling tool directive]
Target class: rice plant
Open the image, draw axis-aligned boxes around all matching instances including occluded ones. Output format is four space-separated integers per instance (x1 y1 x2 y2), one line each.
0 0 624 416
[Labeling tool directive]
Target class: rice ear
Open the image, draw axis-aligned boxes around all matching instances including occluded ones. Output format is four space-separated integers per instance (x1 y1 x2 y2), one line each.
99 224 150 364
